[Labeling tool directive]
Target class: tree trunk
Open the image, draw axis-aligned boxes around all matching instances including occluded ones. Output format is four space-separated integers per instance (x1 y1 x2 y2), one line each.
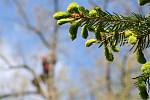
47 0 59 99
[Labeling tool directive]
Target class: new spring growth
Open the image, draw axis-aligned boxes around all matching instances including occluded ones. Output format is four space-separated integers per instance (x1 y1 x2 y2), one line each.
81 24 88 39
53 2 149 64
135 49 146 64
125 30 137 44
141 62 150 75
67 2 79 13
136 62 150 99
85 39 97 47
57 18 74 25
69 19 82 40
104 46 114 62
53 12 71 20
89 9 97 17
124 30 133 37
138 80 149 100
53 2 150 100
139 0 150 6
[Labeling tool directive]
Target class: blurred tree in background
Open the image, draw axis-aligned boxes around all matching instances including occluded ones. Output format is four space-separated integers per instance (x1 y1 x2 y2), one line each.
0 0 149 100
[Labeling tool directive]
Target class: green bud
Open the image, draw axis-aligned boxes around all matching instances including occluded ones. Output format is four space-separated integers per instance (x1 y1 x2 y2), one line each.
89 9 97 17
138 81 149 100
104 46 114 62
85 39 97 47
128 35 137 44
139 0 150 6
124 30 133 37
84 9 89 16
95 26 102 40
136 50 146 64
81 24 88 39
88 25 96 32
141 62 150 74
94 6 102 16
94 6 102 11
57 18 74 25
78 6 89 16
111 45 119 52
67 2 79 13
53 12 71 20
69 19 82 41
78 6 85 13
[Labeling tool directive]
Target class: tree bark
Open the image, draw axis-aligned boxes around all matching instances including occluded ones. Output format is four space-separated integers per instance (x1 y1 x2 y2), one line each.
47 0 59 100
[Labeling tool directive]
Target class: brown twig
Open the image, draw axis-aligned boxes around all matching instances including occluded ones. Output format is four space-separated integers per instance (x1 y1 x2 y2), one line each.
0 91 38 99
9 64 48 98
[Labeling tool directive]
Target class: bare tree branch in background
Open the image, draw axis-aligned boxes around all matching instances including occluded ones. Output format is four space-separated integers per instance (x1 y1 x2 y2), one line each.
0 51 48 99
46 0 59 99
13 0 51 49
0 0 60 99
105 62 112 99
0 54 12 66
0 91 38 99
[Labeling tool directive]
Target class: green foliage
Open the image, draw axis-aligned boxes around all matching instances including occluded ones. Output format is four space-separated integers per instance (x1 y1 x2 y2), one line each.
124 30 133 37
57 18 74 25
134 62 150 100
139 0 150 5
81 24 88 39
67 2 79 13
141 62 150 74
127 35 137 44
69 19 82 40
137 80 149 100
53 12 71 20
104 46 114 62
85 39 97 47
53 2 150 62
95 26 102 40
53 2 150 99
89 9 97 17
111 45 119 52
135 49 146 64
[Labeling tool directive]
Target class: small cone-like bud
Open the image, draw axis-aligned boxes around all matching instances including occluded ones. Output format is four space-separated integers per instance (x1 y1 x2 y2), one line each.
136 50 146 64
67 2 79 13
139 0 150 6
104 46 114 62
57 18 74 25
85 39 97 47
69 19 82 40
124 30 133 37
128 35 137 44
141 62 150 74
94 6 102 11
78 6 89 16
78 6 85 13
111 45 119 52
53 12 71 20
81 24 88 39
89 9 97 17
94 6 102 16
138 81 149 100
